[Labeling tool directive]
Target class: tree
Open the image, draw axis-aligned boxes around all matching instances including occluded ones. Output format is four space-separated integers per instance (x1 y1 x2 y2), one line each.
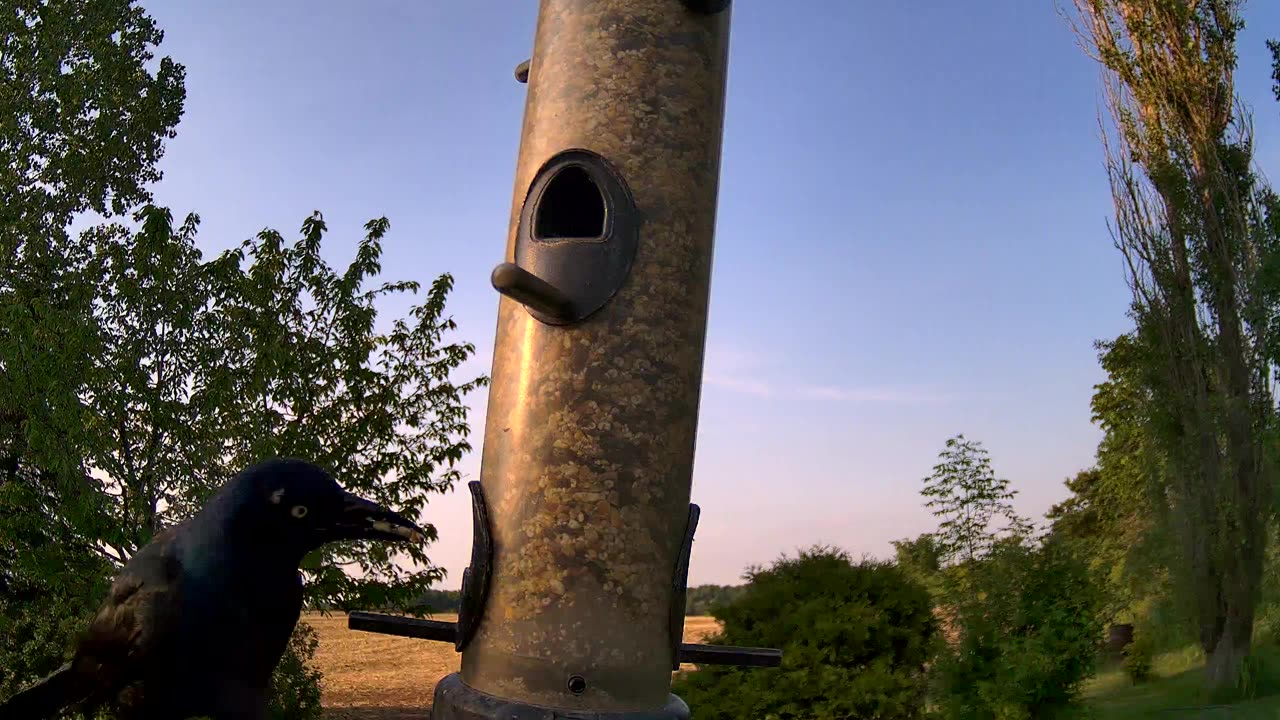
1 206 487 711
683 585 748 616
1 0 186 239
1 0 187 553
1045 468 1106 549
24 203 484 599
918 435 1103 719
1047 335 1185 639
929 538 1104 720
1 0 188 599
412 588 463 613
1070 0 1280 689
890 534 943 598
1 0 185 701
920 434 1030 566
0 2 487 714
1269 39 1279 103
673 546 936 720
200 211 487 609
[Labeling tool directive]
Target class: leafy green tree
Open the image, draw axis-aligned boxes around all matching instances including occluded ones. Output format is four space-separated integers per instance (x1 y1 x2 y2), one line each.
930 538 1103 720
673 546 936 720
200 211 487 609
918 435 1103 719
2 6 486 716
1269 39 1279 103
891 534 943 598
1124 628 1155 684
1 0 187 575
1 0 186 238
1070 0 1280 689
921 434 1031 566
1047 334 1186 644
2 206 486 716
1 0 185 703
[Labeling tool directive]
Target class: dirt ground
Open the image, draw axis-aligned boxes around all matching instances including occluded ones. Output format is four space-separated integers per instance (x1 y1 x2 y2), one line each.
309 612 720 719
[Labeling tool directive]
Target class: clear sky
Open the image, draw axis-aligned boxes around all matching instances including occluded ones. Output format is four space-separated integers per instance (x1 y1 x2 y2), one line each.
138 1 1280 587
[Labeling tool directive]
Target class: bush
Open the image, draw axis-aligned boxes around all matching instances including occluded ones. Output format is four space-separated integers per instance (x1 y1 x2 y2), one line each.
1252 525 1280 647
0 542 112 709
0 590 102 702
931 538 1104 720
672 545 936 720
267 621 325 720
1123 629 1154 684
1234 650 1280 701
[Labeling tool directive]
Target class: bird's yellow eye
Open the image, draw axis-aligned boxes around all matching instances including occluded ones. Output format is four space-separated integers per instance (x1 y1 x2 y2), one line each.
290 505 308 519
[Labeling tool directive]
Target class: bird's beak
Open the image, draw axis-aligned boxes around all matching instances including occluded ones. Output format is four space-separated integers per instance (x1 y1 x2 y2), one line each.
335 491 426 544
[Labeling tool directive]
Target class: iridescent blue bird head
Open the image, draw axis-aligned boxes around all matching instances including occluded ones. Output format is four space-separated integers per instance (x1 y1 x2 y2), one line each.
215 458 426 552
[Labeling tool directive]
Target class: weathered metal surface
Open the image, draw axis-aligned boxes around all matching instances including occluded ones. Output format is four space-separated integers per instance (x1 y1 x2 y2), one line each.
456 0 732 712
432 674 691 720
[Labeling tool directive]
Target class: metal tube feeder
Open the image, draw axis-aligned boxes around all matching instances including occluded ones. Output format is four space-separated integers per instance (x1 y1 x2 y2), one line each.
350 1 778 716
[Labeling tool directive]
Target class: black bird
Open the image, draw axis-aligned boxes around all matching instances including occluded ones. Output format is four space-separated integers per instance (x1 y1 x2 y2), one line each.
0 458 427 720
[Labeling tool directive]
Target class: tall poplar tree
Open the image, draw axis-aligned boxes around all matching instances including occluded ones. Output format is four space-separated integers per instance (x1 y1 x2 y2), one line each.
1071 0 1280 689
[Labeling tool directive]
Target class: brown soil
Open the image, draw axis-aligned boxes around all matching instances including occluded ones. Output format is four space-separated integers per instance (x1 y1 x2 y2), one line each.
309 612 721 719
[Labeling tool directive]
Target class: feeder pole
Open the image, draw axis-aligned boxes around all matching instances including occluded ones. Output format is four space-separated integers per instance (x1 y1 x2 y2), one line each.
454 0 732 713
349 2 781 717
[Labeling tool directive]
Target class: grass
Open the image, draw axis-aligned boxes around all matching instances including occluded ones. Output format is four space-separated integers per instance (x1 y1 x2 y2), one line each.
306 612 721 719
1071 645 1280 719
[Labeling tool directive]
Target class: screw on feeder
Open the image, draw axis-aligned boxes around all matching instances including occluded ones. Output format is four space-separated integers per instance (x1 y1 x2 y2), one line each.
515 59 531 83
567 675 588 695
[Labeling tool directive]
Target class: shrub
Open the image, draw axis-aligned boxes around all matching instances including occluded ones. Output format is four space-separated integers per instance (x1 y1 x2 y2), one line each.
0 590 103 701
672 545 936 720
1123 629 1154 684
267 621 325 720
1234 650 1280 701
0 543 112 708
931 537 1104 720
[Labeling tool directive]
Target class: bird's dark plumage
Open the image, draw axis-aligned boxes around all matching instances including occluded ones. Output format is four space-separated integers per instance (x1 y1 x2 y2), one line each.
0 458 426 720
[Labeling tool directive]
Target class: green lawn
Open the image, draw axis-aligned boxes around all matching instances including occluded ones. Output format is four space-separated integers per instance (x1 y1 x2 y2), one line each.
1069 646 1280 719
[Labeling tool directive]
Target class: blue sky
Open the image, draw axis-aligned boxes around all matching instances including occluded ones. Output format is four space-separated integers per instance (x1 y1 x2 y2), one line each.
139 1 1280 586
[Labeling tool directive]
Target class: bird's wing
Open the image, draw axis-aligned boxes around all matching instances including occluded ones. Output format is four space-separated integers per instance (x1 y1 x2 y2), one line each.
0 661 77 719
0 527 188 719
70 526 187 708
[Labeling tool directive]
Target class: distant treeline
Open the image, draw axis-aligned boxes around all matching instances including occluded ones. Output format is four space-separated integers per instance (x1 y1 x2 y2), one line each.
413 588 463 612
366 584 747 615
313 588 464 613
683 584 746 616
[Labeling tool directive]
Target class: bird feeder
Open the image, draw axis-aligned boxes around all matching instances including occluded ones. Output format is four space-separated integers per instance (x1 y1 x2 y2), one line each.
349 1 781 716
